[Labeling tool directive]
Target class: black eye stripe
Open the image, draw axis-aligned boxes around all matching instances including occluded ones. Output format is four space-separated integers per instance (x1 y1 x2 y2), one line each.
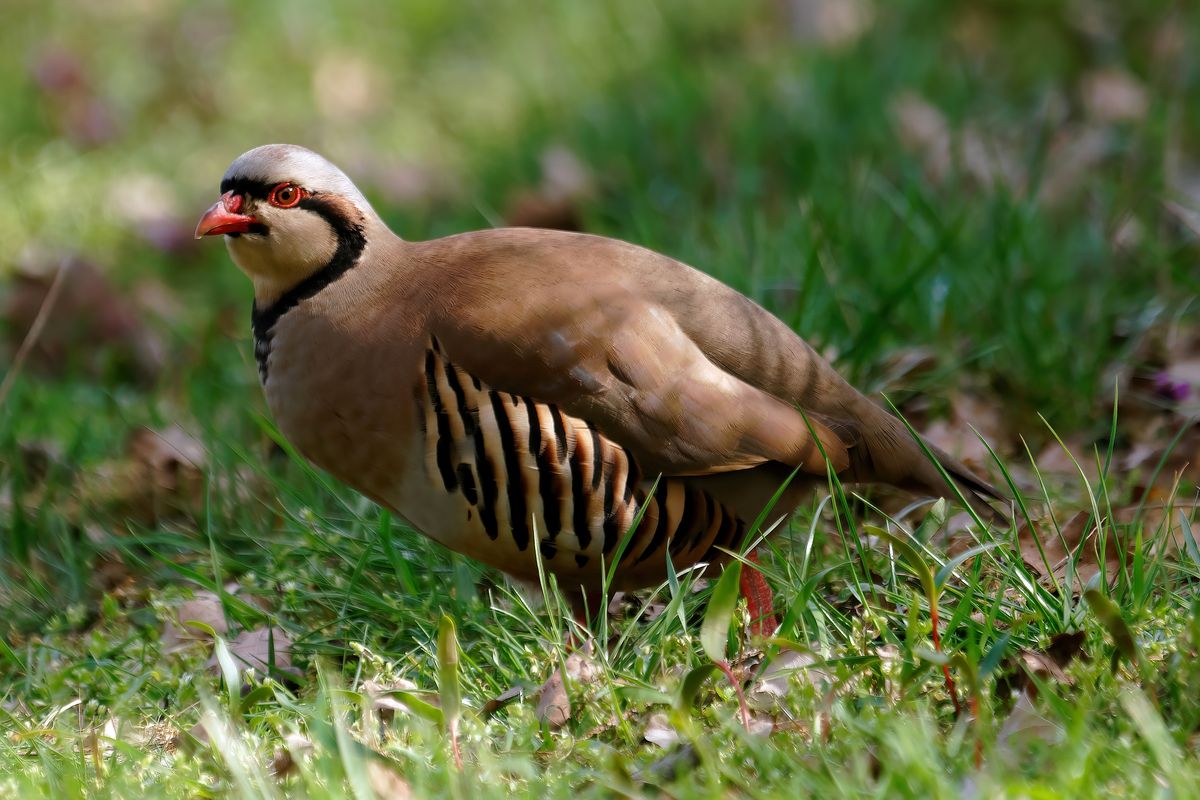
220 177 307 201
220 177 273 199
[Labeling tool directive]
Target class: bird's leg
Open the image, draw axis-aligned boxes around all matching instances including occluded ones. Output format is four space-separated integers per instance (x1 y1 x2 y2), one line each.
535 589 600 728
739 547 779 638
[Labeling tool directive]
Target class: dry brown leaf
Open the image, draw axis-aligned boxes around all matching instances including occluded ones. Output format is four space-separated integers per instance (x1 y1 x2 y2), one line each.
161 590 228 654
643 712 681 749
4 256 164 382
889 94 1023 194
28 46 120 147
362 678 420 725
480 685 525 718
959 125 1025 193
534 651 600 728
1038 126 1112 209
921 392 1009 474
1018 505 1195 590
504 146 594 231
1080 68 1148 123
992 631 1084 761
890 92 951 184
271 732 314 777
77 424 207 524
748 648 825 711
311 52 388 121
206 626 302 685
1018 510 1117 589
996 690 1063 755
1033 438 1104 487
782 0 875 48
366 760 413 800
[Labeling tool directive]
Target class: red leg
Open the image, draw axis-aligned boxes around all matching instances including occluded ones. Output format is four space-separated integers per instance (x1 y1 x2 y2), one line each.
740 548 779 638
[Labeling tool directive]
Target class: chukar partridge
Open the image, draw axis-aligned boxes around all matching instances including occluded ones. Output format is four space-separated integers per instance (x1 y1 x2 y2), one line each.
196 144 999 624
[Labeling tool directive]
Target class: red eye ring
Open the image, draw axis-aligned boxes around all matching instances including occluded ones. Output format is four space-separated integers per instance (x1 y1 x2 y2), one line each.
268 182 306 208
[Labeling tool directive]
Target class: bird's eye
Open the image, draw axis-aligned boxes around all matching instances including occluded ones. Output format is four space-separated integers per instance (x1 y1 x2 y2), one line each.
268 182 304 208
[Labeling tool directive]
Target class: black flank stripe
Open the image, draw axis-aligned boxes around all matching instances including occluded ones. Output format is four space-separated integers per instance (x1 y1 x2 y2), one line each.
713 506 735 553
443 362 476 436
589 426 603 490
472 411 500 541
674 486 701 554
692 491 716 552
601 464 620 555
540 540 557 560
490 391 530 551
569 428 592 551
725 518 747 552
456 463 478 505
526 403 562 540
635 483 673 564
623 456 640 507
575 554 589 568
425 351 458 492
524 400 542 460
548 405 568 462
247 191 367 381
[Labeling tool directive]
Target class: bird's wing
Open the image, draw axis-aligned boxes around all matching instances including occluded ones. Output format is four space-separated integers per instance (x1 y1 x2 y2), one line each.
417 230 850 479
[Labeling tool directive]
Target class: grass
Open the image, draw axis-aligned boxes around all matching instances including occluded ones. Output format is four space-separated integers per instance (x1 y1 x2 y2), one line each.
2 0 1200 796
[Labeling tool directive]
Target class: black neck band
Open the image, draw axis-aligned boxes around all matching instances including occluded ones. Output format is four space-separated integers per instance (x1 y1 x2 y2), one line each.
249 194 367 381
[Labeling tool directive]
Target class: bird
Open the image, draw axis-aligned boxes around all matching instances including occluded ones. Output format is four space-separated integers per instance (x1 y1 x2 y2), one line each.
196 143 1000 632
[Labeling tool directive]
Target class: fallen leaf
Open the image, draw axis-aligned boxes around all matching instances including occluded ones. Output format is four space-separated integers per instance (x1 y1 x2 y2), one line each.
890 92 951 184
959 124 1024 194
782 0 875 48
634 744 699 784
206 626 302 685
748 648 824 711
311 51 388 121
535 651 600 728
996 690 1063 757
1038 126 1112 209
76 424 207 524
993 632 1085 761
1017 505 1195 591
643 712 681 749
161 590 228 654
366 760 413 799
1033 437 1103 487
272 732 314 777
504 146 594 231
480 685 525 718
924 391 1010 474
1080 68 1148 123
3 256 164 382
1018 510 1117 590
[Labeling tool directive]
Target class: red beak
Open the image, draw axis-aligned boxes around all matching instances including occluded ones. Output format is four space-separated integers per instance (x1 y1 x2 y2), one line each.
194 191 259 238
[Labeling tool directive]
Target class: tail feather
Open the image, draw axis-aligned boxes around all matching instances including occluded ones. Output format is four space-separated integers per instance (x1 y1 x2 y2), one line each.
839 401 1006 520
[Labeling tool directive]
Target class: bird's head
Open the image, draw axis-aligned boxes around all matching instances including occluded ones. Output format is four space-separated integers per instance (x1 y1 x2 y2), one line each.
196 144 379 305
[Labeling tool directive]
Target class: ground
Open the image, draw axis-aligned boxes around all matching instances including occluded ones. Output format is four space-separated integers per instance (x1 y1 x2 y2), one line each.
1 0 1199 796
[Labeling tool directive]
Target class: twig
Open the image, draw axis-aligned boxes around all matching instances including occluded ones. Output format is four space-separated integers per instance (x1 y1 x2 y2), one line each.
0 262 71 410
